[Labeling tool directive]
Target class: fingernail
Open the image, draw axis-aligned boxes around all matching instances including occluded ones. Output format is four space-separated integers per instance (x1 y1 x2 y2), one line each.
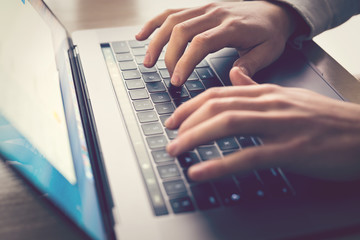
143 52 151 66
166 139 178 156
171 74 180 86
238 66 249 76
165 116 174 128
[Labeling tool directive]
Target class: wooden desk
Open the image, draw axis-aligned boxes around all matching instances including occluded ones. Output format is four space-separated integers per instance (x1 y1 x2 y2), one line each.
1 0 360 239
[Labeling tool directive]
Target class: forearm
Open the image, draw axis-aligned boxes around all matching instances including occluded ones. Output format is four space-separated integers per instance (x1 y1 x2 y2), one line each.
273 0 360 47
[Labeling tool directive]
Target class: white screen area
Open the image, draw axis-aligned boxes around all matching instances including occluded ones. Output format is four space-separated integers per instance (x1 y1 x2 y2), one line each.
0 0 76 184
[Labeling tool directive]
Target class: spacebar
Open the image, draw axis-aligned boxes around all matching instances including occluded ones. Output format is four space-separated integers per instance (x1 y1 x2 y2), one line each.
101 45 168 216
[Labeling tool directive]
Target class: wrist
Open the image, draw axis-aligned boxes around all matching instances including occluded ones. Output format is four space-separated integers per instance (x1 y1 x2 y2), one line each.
266 0 310 41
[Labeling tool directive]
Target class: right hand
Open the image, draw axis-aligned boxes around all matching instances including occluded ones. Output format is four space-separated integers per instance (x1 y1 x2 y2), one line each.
136 1 298 86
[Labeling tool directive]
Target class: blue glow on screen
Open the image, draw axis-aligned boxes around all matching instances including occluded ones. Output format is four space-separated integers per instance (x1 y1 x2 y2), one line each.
0 0 106 239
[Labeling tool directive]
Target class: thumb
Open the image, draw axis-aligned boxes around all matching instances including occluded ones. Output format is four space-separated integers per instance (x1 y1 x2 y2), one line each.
229 66 257 86
231 41 284 86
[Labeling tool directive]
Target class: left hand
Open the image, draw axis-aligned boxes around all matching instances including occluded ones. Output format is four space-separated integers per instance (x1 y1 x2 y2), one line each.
165 69 360 182
136 1 297 86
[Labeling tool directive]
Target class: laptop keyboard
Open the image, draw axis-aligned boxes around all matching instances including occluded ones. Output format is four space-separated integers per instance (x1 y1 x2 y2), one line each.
101 40 295 216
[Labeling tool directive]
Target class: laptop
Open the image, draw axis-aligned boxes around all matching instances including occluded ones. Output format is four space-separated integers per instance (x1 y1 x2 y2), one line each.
1 0 360 239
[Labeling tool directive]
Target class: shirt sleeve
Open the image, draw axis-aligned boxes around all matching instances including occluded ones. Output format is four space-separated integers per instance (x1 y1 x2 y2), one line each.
274 0 360 47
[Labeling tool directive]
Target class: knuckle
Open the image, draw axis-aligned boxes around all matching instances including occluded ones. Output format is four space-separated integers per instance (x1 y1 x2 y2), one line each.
165 13 180 25
205 99 222 114
205 88 220 99
164 8 176 16
224 18 243 31
261 95 286 109
209 6 228 17
222 111 239 130
173 22 188 36
192 33 210 46
262 84 281 92
204 2 219 11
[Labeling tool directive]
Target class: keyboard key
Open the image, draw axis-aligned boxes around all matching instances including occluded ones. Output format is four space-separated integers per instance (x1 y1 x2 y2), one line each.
146 135 168 149
237 136 256 149
157 164 180 179
185 80 205 91
155 103 175 115
122 70 141 80
141 123 163 136
128 40 147 48
165 128 178 139
112 41 130 53
150 92 171 103
196 68 215 80
257 168 293 198
191 183 220 210
125 79 144 90
202 79 223 89
178 152 200 169
187 72 199 81
163 79 171 88
173 97 190 107
159 114 171 126
116 53 133 62
146 82 166 93
236 172 267 200
133 99 153 111
139 65 157 73
129 89 149 100
170 196 194 213
213 177 242 206
159 69 170 79
152 150 174 163
189 91 203 98
156 60 167 69
158 52 165 60
143 72 162 82
216 137 240 151
137 111 158 123
132 47 147 56
203 141 215 145
163 180 187 195
135 55 145 64
183 169 194 184
196 60 209 68
168 86 189 99
197 146 221 161
119 61 137 70
222 150 238 156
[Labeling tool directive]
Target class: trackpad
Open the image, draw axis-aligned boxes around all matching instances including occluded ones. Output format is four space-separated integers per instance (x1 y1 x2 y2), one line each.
210 46 343 101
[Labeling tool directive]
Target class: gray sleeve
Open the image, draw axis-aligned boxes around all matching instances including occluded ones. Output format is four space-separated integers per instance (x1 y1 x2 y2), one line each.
274 0 360 47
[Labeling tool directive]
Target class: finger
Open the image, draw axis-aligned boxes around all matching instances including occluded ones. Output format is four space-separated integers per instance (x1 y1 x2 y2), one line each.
229 66 257 86
135 8 185 40
188 144 286 181
144 7 207 67
166 110 271 156
170 24 232 86
232 40 285 78
165 12 222 75
178 96 268 134
165 85 268 129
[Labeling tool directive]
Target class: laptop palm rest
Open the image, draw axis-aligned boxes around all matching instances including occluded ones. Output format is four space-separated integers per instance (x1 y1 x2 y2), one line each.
210 46 343 101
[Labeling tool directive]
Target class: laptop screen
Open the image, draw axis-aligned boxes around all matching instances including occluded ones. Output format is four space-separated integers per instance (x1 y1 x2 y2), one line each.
0 0 106 239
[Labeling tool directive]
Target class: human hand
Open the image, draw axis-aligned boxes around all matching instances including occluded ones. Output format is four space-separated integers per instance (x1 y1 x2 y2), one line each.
165 68 360 182
136 1 297 86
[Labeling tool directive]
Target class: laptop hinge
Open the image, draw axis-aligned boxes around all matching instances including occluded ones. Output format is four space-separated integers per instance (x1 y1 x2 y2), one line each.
68 45 117 239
